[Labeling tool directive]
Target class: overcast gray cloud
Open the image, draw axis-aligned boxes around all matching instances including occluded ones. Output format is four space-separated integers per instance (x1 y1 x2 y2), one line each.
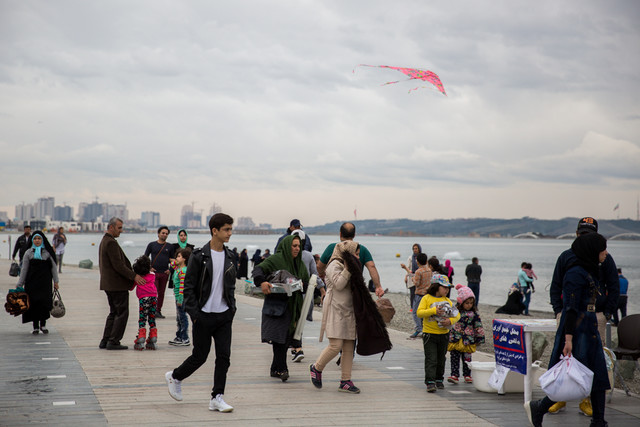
1 0 639 226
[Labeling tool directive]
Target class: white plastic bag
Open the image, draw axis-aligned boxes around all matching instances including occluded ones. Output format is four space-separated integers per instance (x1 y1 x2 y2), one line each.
539 355 594 402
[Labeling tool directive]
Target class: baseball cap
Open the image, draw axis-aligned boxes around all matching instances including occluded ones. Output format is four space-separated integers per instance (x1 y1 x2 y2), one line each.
577 217 598 234
431 274 452 288
291 229 306 241
290 219 302 227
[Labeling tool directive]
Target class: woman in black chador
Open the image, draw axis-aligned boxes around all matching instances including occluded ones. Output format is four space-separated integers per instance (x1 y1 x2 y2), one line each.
17 230 59 334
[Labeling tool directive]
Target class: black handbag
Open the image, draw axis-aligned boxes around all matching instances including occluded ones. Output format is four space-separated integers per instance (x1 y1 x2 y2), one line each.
9 262 20 277
51 288 66 318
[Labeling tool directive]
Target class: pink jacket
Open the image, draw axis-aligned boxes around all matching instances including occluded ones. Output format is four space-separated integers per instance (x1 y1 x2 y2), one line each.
134 273 157 299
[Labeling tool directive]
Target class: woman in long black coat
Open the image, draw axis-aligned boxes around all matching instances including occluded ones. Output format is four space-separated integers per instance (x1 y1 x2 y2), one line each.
237 249 249 279
17 230 59 334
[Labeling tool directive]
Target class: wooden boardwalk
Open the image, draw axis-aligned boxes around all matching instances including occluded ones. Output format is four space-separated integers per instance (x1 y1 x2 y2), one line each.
1 259 639 426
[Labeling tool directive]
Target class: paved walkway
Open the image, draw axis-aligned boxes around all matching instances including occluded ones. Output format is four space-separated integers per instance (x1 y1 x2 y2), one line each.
1 259 639 426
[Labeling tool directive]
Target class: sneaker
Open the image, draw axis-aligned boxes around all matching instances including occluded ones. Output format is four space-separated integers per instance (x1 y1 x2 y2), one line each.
168 338 183 346
292 350 305 363
435 381 444 389
32 329 39 335
40 327 49 334
464 376 473 383
408 331 421 340
548 401 566 414
579 397 593 417
310 364 322 389
524 400 544 427
426 382 436 393
209 394 233 412
338 380 360 394
99 339 107 349
165 371 183 401
178 339 190 347
447 376 459 384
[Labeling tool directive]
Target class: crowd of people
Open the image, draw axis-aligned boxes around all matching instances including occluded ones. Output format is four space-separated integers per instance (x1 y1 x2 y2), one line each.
9 214 630 425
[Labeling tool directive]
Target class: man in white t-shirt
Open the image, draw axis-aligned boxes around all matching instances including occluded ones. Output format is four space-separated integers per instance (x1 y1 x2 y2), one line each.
165 213 237 413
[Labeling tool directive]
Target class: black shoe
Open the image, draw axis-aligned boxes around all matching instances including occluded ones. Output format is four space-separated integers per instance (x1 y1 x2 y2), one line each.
524 400 544 427
40 327 49 334
270 370 289 382
106 343 128 350
426 382 436 393
435 381 444 389
292 350 305 363
32 329 39 335
99 339 108 349
156 312 165 319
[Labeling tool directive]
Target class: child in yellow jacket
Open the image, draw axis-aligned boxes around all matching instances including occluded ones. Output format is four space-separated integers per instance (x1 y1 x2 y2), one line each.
417 273 460 392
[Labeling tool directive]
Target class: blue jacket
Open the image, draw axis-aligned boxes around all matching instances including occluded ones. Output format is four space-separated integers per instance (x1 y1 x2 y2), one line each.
550 248 619 317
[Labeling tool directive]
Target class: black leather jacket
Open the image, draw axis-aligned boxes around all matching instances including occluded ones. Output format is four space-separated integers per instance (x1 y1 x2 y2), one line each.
183 242 237 320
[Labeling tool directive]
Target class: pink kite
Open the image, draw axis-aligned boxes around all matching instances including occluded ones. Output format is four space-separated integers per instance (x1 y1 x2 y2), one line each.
355 64 447 96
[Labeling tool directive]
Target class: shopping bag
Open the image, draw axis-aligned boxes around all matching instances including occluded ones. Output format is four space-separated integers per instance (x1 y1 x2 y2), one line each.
539 355 593 402
9 262 20 277
51 288 66 318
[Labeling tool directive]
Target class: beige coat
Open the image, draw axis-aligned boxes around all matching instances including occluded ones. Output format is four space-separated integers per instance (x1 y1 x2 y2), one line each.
319 259 356 341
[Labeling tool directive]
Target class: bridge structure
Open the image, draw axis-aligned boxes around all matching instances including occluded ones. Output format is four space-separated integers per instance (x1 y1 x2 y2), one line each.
609 232 640 240
513 232 539 239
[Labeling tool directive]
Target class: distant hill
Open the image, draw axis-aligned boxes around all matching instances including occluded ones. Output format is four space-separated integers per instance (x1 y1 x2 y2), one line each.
302 217 640 239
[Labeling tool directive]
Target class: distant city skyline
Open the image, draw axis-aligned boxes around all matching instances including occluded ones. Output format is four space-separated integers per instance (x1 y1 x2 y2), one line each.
2 2 639 226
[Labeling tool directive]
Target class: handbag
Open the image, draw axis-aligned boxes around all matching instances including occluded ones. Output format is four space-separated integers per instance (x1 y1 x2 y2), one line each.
51 288 66 318
9 261 20 277
5 288 29 316
539 355 594 402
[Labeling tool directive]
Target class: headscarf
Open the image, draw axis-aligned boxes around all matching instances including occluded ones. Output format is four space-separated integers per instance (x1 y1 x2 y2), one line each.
259 235 310 285
328 240 360 266
176 229 189 249
252 249 262 263
410 243 422 273
445 259 453 277
571 232 607 277
28 230 56 261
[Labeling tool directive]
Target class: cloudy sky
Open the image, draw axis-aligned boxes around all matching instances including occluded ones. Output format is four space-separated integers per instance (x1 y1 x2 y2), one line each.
1 0 639 227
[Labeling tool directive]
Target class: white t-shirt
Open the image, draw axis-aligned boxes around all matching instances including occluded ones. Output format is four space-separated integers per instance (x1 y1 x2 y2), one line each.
202 249 229 313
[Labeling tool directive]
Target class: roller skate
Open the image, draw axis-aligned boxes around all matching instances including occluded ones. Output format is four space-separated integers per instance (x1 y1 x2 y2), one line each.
145 327 158 350
134 328 146 351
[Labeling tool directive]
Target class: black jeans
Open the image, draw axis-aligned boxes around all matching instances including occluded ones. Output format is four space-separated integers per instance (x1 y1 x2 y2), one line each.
173 309 233 397
423 332 449 384
613 295 627 325
102 290 129 345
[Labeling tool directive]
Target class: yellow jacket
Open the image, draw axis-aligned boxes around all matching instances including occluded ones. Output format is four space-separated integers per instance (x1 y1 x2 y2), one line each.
416 294 460 334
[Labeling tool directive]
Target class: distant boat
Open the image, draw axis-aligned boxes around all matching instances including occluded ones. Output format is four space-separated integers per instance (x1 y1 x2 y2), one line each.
121 240 135 247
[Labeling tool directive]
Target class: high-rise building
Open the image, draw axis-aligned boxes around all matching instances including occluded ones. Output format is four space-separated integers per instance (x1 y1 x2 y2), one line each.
181 204 202 228
141 211 161 227
53 205 74 221
106 204 128 221
81 201 105 222
35 197 55 219
237 216 256 230
15 203 34 221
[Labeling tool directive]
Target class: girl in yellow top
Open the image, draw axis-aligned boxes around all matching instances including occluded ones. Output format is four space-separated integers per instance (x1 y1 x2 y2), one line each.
416 274 460 392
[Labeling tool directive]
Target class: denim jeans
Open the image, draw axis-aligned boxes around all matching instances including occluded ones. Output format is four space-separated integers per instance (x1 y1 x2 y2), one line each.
412 295 424 332
467 282 480 304
522 288 531 315
175 303 189 341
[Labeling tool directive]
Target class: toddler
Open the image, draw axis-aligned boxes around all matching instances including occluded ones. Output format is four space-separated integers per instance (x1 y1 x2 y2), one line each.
447 284 485 384
132 255 158 350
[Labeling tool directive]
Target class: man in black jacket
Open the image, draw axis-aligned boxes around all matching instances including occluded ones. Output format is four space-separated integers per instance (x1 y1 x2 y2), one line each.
165 213 237 413
12 225 32 265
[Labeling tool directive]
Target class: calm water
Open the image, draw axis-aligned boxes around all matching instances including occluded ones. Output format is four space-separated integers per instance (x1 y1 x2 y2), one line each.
3 232 639 314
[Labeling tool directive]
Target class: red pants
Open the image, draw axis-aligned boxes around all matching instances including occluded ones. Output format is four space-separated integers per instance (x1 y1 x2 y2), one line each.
154 271 170 313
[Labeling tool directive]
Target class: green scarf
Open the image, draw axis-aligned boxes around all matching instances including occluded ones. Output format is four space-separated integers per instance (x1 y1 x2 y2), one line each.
177 229 189 249
259 235 309 334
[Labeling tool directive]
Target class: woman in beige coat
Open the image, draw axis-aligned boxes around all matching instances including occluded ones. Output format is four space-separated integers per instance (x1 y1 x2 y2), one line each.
309 241 361 394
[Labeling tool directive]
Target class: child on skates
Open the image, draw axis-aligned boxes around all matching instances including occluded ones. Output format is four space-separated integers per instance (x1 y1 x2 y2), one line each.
132 255 159 350
416 274 460 392
169 248 192 346
447 284 485 384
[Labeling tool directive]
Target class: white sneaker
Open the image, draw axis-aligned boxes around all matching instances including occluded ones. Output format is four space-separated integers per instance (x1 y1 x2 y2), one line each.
165 371 183 401
209 394 233 412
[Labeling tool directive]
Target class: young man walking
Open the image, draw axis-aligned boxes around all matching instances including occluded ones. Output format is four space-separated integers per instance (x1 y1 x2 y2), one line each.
165 213 237 413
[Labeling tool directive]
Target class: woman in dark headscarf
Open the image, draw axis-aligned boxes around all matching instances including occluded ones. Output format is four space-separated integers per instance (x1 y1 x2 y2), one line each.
401 243 422 307
251 235 309 382
17 230 59 334
525 233 610 427
237 249 249 279
251 249 262 269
